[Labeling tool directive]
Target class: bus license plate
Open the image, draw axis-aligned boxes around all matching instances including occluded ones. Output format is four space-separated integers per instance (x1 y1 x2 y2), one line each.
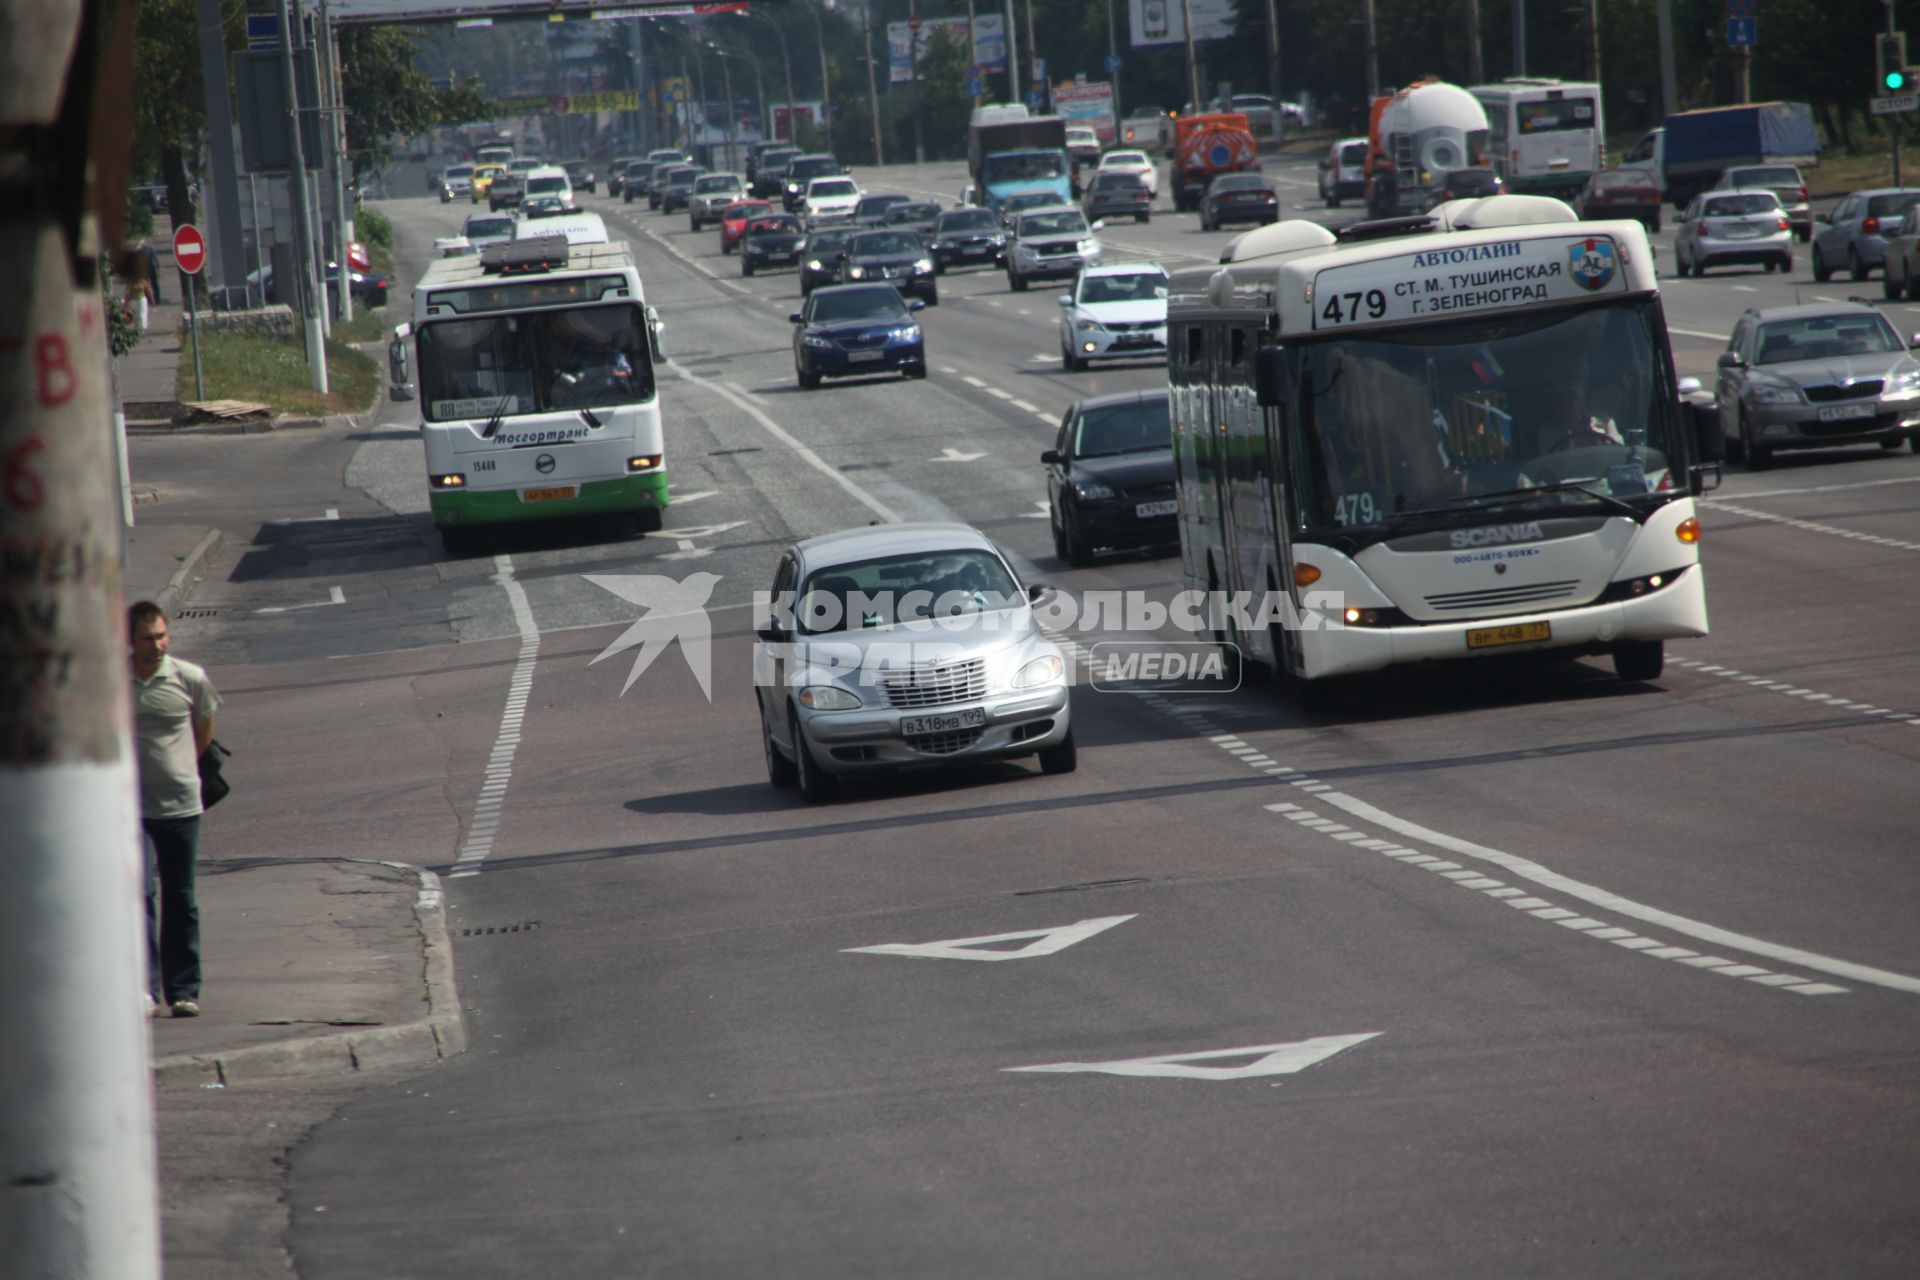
1817 403 1874 422
900 706 986 735
521 486 576 502
1135 500 1177 518
1466 621 1551 650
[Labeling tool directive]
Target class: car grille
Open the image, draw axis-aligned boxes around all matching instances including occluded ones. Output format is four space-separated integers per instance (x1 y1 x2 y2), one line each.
1121 481 1174 501
835 331 891 351
1423 580 1581 611
1105 321 1162 334
1802 380 1884 402
1028 239 1082 259
883 657 987 708
906 727 986 756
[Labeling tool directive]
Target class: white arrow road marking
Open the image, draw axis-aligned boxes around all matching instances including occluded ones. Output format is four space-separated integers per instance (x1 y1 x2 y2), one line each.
670 489 717 506
1020 500 1051 518
256 586 345 614
662 520 748 540
845 914 1135 962
1031 353 1060 363
1007 1032 1381 1080
934 447 987 462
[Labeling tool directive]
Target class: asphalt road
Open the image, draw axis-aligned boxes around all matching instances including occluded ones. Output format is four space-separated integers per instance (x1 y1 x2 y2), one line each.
150 152 1920 1277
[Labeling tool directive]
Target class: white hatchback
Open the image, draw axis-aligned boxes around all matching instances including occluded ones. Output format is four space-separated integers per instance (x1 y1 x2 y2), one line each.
804 176 863 226
1058 263 1168 370
1096 150 1158 198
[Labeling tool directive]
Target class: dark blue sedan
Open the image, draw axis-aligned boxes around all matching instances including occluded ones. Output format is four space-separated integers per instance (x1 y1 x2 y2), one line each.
790 284 927 390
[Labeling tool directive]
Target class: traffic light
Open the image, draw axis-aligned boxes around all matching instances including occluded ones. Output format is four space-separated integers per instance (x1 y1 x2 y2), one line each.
1878 31 1911 93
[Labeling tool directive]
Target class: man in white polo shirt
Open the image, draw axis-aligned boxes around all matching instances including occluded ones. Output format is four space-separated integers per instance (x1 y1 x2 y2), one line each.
128 601 221 1017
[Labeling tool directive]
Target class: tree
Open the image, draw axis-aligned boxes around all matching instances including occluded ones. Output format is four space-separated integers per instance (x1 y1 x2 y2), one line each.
130 0 245 230
339 25 490 175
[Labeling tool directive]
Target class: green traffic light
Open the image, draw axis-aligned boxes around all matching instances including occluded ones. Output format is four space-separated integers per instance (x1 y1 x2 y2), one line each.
1889 71 1909 91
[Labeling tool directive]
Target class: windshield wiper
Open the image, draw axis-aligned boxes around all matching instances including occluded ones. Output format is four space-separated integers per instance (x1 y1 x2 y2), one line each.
1388 480 1642 528
577 408 601 429
479 393 513 440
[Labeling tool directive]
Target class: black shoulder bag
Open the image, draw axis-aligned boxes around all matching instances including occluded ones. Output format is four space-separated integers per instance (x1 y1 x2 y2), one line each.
198 740 232 809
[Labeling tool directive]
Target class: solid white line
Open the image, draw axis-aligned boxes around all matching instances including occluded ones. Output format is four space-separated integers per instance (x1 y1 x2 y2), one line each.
1315 789 1920 995
453 554 542 878
1668 327 1727 340
1707 499 1920 553
701 375 900 523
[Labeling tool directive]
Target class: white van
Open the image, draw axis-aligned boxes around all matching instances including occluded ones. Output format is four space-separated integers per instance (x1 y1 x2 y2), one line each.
515 210 608 247
523 165 575 209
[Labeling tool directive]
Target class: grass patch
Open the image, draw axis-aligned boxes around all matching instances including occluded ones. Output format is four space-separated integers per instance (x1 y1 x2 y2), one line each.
180 327 380 417
332 305 396 345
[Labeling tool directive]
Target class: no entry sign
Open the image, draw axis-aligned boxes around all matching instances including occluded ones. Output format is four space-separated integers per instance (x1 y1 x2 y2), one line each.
173 223 206 275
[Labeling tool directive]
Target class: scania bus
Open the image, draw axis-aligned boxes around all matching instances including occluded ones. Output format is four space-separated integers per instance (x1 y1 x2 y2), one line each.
1166 198 1720 706
1469 78 1605 197
390 235 668 554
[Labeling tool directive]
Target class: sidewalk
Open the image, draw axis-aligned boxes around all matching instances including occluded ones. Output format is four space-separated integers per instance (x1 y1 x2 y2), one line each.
121 224 184 417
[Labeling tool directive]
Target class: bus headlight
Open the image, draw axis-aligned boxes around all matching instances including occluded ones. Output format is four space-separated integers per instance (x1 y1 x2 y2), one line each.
430 473 465 489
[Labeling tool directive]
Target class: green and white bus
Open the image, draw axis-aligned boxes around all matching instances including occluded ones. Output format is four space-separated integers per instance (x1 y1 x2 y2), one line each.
1166 199 1719 705
391 235 668 554
1469 78 1604 198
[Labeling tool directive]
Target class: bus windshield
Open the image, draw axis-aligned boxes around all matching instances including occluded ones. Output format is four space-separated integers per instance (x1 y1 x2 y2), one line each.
1290 300 1678 532
984 152 1067 184
419 304 655 422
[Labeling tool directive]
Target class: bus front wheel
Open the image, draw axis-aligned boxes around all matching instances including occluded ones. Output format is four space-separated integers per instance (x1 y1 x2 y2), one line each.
1614 640 1664 682
635 506 664 534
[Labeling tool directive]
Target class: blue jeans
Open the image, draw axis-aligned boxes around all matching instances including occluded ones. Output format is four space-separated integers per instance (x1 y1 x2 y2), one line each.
143 816 202 1003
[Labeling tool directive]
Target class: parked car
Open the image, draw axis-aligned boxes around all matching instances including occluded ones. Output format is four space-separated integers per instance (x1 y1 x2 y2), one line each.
1095 149 1158 198
838 229 938 305
1198 173 1279 230
1809 186 1920 282
1674 189 1792 277
1006 206 1103 291
719 199 775 252
1056 262 1168 372
561 160 596 195
800 226 857 295
741 213 807 276
1436 167 1503 202
1576 166 1663 231
1881 205 1920 299
1710 164 1812 242
927 206 1006 273
752 521 1075 802
1317 137 1368 207
1042 389 1176 565
790 282 927 388
1714 301 1920 467
688 172 746 230
1083 170 1152 224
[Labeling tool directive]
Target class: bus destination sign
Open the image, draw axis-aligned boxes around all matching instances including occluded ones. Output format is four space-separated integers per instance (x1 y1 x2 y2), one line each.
1311 234 1627 331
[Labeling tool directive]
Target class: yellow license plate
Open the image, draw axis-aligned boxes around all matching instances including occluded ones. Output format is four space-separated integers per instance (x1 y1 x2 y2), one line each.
1466 621 1552 650
521 486 576 503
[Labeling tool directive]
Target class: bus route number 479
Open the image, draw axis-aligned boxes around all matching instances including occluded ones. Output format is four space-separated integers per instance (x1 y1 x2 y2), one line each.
1320 289 1388 326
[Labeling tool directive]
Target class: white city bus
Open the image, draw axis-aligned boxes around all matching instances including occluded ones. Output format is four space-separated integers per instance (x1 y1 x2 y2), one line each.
1470 78 1604 197
391 235 668 554
1166 199 1718 705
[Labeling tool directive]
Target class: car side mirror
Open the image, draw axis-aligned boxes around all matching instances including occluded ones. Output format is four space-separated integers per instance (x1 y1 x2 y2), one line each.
1027 582 1053 604
907 298 926 311
1676 376 1702 396
1057 294 1072 306
645 305 667 362
1715 351 1743 369
1091 219 1107 231
1041 449 1063 465
788 312 804 324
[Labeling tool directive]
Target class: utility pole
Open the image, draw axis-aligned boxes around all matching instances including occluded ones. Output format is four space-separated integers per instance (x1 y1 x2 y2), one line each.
318 0 350 325
968 0 983 112
1106 0 1121 119
1264 0 1280 105
1363 0 1379 101
863 11 885 164
910 0 925 163
1466 0 1484 86
1511 0 1526 77
1004 0 1020 107
1181 0 1201 113
1887 0 1903 188
1656 0 1679 118
1585 0 1601 85
281 0 328 392
1024 0 1039 111
1 1 164 1275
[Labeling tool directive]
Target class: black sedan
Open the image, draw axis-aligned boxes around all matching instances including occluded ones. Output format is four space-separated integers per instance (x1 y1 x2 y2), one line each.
741 213 807 276
838 229 938 305
852 193 914 226
881 201 943 239
1041 390 1175 566
1198 173 1279 230
928 207 1007 273
800 227 857 295
791 284 928 389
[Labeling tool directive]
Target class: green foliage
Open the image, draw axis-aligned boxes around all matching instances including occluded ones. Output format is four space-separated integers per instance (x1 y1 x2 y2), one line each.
356 205 393 251
104 275 142 359
126 190 155 241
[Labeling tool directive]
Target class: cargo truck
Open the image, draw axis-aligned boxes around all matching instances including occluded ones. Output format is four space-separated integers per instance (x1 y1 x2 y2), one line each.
966 114 1071 219
1170 112 1260 212
1620 101 1822 214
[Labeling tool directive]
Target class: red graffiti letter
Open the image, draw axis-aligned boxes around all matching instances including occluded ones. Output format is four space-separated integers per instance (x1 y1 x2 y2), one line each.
35 334 76 407
3 436 47 512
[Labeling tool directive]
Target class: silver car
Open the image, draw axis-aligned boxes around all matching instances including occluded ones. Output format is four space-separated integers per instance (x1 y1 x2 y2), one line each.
1006 206 1104 292
753 522 1076 801
1674 189 1792 277
1809 186 1920 282
1710 164 1811 241
1714 302 1920 468
687 173 745 230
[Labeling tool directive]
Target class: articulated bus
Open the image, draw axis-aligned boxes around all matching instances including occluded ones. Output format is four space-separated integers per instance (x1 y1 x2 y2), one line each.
1470 78 1604 197
391 235 668 554
1167 198 1719 706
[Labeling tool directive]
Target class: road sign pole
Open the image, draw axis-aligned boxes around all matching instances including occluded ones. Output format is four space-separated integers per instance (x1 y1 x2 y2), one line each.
188 282 204 401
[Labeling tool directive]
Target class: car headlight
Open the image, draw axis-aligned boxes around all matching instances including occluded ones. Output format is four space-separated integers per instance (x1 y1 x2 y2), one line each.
1014 244 1038 260
1747 380 1804 405
806 258 824 270
1075 317 1106 332
848 265 867 278
1882 370 1920 401
913 257 933 273
1073 478 1115 500
1014 654 1065 687
892 325 922 342
798 685 861 710
1077 239 1100 254
804 335 836 349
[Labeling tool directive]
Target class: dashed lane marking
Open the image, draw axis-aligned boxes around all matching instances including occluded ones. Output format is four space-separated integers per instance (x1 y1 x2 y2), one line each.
1704 498 1920 554
1667 657 1918 724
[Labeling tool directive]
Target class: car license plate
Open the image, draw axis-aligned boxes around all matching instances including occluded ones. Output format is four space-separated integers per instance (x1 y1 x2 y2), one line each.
1136 500 1177 518
1466 621 1551 650
1725 223 1761 238
847 349 884 362
900 706 986 735
521 486 576 502
1817 402 1875 422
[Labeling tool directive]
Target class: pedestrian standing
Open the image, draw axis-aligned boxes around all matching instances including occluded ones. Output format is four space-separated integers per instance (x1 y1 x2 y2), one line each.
128 601 221 1018
129 275 152 332
142 239 162 305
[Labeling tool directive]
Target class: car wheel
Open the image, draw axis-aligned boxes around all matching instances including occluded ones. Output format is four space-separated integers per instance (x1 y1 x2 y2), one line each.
1136 211 1149 224
761 700 796 788
1009 271 1027 292
1327 194 1340 209
1050 507 1071 561
1613 640 1665 682
1811 244 1832 282
1062 513 1093 568
1741 411 1772 469
933 258 946 275
1888 265 1908 300
1911 433 1920 454
1850 246 1868 282
1037 726 1077 775
1649 212 1661 233
797 365 820 390
634 506 664 534
1061 340 1082 372
743 259 755 276
790 708 833 803
905 362 928 380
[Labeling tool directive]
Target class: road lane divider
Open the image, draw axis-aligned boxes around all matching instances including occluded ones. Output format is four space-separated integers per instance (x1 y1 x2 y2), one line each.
449 554 539 879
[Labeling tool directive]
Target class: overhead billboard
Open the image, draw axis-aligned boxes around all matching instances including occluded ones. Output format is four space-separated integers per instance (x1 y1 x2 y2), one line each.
1053 81 1116 145
328 0 747 25
886 14 1007 82
1127 0 1232 48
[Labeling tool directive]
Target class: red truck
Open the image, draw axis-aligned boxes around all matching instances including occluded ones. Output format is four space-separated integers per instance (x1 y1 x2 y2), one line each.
1171 112 1260 213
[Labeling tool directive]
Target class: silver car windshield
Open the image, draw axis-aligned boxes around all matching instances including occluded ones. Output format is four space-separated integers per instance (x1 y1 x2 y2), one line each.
1754 315 1902 365
1020 212 1089 237
799 550 1020 634
1289 300 1680 531
1703 195 1778 217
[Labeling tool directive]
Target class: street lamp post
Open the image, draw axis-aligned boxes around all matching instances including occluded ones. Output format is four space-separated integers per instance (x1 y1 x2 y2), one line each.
715 45 764 148
798 0 834 152
707 45 739 161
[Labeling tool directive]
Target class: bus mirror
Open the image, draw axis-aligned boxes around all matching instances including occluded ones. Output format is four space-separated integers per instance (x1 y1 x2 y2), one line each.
645 305 667 361
1690 397 1725 467
1254 341 1288 407
387 338 414 402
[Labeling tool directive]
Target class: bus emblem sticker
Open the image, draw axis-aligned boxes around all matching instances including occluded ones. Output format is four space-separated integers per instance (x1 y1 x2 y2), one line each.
535 454 557 474
1568 238 1616 291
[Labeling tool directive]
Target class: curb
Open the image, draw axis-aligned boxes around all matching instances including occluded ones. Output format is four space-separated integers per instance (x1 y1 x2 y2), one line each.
154 529 223 617
152 861 466 1090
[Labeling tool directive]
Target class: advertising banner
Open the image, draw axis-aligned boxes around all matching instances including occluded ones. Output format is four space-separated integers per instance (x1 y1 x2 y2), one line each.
1053 81 1117 145
889 16 978 82
1127 0 1233 48
973 13 1007 74
772 102 824 142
